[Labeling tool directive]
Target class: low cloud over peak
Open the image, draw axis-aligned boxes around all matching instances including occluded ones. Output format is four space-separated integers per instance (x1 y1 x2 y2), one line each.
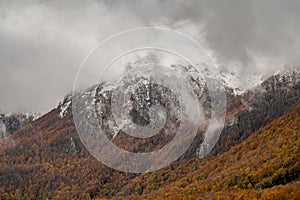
0 0 299 112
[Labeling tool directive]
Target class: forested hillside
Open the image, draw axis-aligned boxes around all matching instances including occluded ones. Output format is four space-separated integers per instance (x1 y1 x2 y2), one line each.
125 103 300 199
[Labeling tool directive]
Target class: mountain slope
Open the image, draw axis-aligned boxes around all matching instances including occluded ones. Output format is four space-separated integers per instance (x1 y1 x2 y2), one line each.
133 103 300 199
0 109 142 199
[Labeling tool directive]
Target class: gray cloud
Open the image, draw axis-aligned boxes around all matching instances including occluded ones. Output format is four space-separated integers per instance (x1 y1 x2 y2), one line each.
0 0 299 112
116 0 300 72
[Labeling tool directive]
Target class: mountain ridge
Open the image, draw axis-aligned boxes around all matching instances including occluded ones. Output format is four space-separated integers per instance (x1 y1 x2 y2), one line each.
0 67 298 199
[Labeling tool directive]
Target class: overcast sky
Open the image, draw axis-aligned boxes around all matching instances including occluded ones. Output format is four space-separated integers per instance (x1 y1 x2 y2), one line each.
0 0 300 113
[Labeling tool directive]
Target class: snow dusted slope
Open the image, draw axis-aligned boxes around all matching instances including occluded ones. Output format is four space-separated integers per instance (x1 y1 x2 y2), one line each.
57 61 299 142
57 63 299 118
0 112 42 139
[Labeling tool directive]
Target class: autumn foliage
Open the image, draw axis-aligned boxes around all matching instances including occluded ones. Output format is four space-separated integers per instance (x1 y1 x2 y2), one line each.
0 101 299 199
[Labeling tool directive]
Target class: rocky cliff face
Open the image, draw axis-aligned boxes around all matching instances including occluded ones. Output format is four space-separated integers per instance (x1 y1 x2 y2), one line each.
59 63 235 153
57 65 299 158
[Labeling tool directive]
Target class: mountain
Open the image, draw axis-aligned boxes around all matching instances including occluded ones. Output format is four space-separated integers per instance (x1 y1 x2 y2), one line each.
0 112 41 141
128 102 300 199
0 67 298 199
59 63 234 140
